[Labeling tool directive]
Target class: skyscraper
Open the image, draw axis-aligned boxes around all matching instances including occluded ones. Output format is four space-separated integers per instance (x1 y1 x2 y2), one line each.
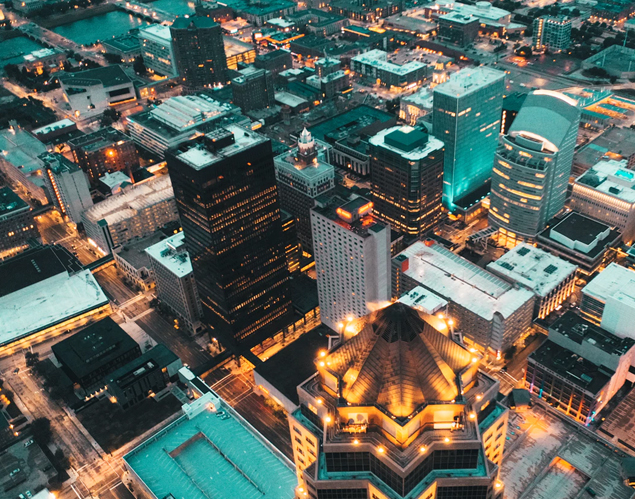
166 125 292 350
274 128 335 253
40 152 93 225
489 91 580 246
170 16 227 89
289 302 507 499
311 195 390 331
433 67 505 213
369 125 444 236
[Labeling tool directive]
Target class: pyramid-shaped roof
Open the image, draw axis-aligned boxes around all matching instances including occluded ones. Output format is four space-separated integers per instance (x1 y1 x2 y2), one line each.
321 302 476 418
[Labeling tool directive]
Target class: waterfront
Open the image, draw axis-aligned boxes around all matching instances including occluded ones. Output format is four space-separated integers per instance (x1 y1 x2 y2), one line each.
151 0 195 15
51 10 151 46
0 36 45 66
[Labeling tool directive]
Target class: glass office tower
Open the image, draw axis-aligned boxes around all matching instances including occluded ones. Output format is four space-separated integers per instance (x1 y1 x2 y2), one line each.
166 125 292 351
433 67 505 213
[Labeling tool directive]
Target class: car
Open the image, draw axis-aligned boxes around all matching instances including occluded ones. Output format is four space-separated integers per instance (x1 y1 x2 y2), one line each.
24 439 34 447
13 368 19 374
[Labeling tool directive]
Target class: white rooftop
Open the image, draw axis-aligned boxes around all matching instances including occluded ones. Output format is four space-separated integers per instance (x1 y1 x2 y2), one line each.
352 49 426 76
582 263 635 303
176 124 265 170
149 95 235 132
145 232 193 278
486 243 577 298
275 91 308 107
402 87 434 109
398 286 448 314
0 270 109 346
139 23 172 42
575 159 635 205
434 66 505 98
100 171 131 190
83 175 174 226
429 0 511 23
397 241 535 320
369 125 444 161
32 119 76 136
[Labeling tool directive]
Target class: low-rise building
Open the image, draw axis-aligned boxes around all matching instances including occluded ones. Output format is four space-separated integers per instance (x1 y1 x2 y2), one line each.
138 24 178 77
572 159 635 244
438 12 479 47
103 34 141 63
53 317 141 390
231 67 275 113
536 212 621 276
113 232 167 291
81 175 179 254
145 232 204 335
104 344 182 410
223 36 257 69
0 187 39 260
68 127 139 187
0 245 110 351
222 0 296 25
487 243 577 320
306 70 350 99
581 263 635 339
392 240 535 355
254 49 293 76
351 49 428 89
40 152 93 225
399 87 433 126
126 94 241 158
59 65 136 119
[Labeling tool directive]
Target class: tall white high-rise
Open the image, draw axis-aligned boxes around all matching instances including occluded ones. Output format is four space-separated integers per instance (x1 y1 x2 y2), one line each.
311 195 390 331
489 90 580 246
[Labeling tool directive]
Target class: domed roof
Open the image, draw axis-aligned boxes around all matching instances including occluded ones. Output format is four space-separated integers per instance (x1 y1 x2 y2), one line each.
321 302 477 418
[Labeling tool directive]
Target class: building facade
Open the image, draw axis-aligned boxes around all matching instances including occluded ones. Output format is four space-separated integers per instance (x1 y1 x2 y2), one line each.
40 152 93 225
433 67 505 212
166 125 292 351
231 68 275 113
170 16 228 89
289 302 506 499
0 187 39 260
438 12 479 47
351 49 428 89
81 175 179 254
489 91 580 246
139 24 179 78
311 196 390 331
370 125 444 236
145 232 204 335
533 16 572 51
69 127 139 187
571 159 635 244
274 128 335 253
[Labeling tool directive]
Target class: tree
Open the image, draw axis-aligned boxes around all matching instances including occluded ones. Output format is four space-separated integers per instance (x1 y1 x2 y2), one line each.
516 45 533 58
31 417 52 447
25 351 39 368
386 97 400 115
133 56 147 75
54 449 70 470
103 53 123 64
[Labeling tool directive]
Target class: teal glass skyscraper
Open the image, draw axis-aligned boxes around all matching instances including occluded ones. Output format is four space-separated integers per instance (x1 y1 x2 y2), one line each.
433 67 506 212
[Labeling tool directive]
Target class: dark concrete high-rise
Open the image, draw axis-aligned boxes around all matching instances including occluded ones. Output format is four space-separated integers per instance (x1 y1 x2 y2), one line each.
170 16 227 89
369 125 445 236
231 68 275 113
166 125 292 351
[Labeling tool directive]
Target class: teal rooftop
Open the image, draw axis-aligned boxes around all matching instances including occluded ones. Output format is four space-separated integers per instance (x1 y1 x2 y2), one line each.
124 393 297 499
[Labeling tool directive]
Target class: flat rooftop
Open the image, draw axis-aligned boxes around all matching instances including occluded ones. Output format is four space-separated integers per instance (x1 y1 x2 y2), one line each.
174 125 265 170
308 104 394 143
106 344 178 389
576 158 635 204
397 285 448 315
59 64 131 88
487 243 577 298
529 340 612 395
116 232 166 271
139 24 171 42
369 125 443 161
434 66 505 98
395 241 535 320
68 126 130 152
82 175 174 226
0 126 48 176
52 317 139 380
145 231 192 278
582 262 635 302
255 326 329 405
550 212 612 246
352 49 426 76
0 268 109 346
124 393 297 499
0 186 28 219
550 311 635 356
